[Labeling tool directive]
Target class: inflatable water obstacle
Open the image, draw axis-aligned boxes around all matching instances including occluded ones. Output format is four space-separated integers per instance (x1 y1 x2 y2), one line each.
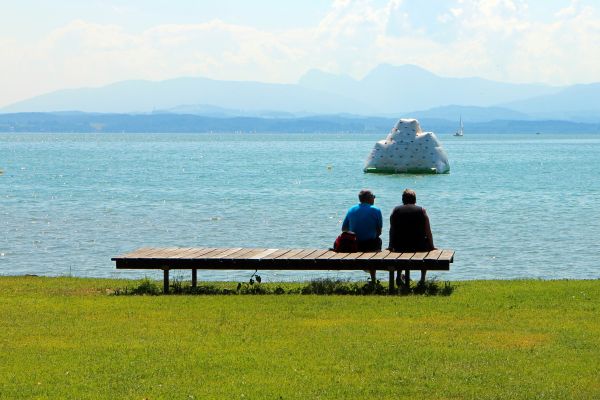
364 118 450 174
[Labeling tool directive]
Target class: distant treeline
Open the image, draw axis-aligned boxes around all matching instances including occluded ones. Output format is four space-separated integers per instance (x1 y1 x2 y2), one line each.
0 112 599 134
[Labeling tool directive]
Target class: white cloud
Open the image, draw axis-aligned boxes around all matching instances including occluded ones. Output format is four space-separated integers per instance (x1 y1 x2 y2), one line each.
449 0 600 84
451 7 464 17
555 0 578 18
1 0 600 107
510 4 600 85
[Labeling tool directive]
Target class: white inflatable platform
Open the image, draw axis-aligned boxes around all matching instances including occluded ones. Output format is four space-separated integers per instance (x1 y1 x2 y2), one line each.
364 118 450 174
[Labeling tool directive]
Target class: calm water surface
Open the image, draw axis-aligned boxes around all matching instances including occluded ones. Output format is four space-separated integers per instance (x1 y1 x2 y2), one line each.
1 132 599 282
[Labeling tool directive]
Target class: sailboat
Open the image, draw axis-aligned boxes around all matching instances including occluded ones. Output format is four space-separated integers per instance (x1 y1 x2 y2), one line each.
454 116 464 137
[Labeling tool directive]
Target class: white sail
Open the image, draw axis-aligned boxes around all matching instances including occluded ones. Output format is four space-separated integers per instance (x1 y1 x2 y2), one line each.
454 116 464 136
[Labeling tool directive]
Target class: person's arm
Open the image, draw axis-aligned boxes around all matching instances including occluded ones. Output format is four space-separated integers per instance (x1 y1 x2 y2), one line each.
341 212 350 232
387 210 395 250
423 208 435 250
376 209 383 237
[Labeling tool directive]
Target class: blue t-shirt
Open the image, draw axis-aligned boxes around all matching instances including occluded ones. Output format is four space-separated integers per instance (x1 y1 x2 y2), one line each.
342 203 383 241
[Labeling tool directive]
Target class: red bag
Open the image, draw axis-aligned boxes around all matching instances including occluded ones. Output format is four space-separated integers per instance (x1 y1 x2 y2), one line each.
333 231 358 253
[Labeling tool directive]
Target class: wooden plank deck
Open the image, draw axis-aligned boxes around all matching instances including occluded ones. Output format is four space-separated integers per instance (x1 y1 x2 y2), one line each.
113 247 454 271
113 247 454 294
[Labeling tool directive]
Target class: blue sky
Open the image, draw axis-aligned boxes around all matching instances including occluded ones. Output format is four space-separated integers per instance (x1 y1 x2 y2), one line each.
2 0 600 107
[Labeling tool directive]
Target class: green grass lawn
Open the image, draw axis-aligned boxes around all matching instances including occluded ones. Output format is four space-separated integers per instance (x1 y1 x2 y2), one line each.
1 277 599 399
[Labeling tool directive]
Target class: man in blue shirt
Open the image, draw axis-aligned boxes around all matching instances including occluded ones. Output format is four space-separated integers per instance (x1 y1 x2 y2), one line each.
342 189 383 251
342 189 383 282
342 189 383 249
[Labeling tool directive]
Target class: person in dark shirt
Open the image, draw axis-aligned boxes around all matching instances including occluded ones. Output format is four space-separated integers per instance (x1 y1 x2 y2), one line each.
388 189 435 284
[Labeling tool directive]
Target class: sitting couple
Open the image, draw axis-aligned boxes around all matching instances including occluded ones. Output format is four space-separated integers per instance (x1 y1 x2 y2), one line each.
341 188 435 284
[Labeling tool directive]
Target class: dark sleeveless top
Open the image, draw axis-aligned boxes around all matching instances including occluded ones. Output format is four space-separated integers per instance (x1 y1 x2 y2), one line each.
388 204 432 252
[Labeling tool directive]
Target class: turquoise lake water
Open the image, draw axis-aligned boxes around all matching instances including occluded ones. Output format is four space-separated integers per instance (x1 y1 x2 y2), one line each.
1 132 599 282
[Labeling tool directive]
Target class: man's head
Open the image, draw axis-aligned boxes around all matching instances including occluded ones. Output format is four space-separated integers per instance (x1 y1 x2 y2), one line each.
358 189 376 205
402 189 417 205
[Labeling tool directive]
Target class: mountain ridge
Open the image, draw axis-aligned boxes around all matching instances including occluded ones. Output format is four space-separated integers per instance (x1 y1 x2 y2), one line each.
1 111 598 134
2 64 599 122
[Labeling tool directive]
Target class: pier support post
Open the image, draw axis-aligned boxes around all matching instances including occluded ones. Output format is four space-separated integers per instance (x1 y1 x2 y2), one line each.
388 270 395 294
192 269 197 288
163 269 169 294
404 270 411 292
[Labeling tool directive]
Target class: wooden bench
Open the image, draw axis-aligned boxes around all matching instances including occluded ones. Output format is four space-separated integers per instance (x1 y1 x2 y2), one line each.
112 247 454 294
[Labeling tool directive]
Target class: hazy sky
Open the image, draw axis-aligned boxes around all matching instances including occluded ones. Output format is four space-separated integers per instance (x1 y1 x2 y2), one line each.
2 0 600 107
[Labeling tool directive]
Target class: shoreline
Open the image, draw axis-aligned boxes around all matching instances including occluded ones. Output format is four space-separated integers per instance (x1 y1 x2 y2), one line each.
3 274 600 282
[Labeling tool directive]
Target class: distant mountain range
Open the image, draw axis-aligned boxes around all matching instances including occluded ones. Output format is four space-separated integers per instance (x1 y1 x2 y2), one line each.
297 64 565 116
2 63 600 133
1 112 598 134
